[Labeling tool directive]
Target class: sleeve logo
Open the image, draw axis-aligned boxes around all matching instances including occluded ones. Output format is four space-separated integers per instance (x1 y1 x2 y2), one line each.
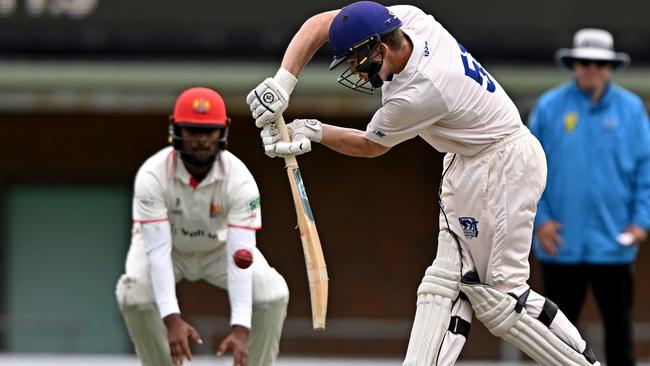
373 129 386 138
248 196 261 211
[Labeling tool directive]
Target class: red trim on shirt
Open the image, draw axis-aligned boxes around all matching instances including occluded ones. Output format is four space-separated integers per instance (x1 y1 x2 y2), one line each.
228 224 262 231
133 218 169 223
189 176 199 189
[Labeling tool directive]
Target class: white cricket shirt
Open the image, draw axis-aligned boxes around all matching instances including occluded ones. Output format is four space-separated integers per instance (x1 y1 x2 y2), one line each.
133 146 262 250
132 146 261 325
365 5 522 156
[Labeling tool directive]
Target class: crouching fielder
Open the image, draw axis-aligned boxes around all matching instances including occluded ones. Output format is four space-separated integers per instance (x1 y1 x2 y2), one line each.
245 1 598 365
116 87 289 366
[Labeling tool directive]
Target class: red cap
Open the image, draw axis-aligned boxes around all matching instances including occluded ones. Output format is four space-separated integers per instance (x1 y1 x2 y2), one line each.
172 87 228 127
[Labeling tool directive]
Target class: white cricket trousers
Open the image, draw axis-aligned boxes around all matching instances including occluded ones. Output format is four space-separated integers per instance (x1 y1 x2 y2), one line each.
440 126 546 293
410 127 592 365
115 224 289 366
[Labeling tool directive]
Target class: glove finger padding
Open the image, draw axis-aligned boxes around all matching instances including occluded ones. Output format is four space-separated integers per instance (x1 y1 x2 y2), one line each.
260 124 282 145
252 103 268 120
264 144 279 158
274 138 312 156
245 89 257 107
248 78 289 128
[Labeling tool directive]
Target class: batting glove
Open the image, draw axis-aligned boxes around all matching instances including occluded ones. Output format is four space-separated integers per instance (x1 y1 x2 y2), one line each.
260 124 282 158
246 68 297 128
260 119 323 158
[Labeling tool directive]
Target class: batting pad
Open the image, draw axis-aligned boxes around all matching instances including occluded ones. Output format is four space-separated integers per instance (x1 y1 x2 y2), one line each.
403 230 461 366
459 276 599 366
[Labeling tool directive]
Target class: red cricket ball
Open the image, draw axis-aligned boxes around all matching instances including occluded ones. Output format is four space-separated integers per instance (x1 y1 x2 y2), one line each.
234 248 253 269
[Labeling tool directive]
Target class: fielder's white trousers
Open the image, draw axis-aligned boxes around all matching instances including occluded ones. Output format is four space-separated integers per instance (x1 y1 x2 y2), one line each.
116 224 289 366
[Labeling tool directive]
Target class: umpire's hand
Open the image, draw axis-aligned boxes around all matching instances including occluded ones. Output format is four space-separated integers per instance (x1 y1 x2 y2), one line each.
535 220 563 256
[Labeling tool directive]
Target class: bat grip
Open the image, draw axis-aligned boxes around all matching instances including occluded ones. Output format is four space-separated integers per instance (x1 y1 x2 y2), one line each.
275 115 291 143
275 115 298 167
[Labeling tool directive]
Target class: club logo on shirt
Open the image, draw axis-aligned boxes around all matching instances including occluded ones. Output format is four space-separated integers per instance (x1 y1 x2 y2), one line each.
459 217 479 239
209 202 221 218
564 112 578 132
170 197 183 215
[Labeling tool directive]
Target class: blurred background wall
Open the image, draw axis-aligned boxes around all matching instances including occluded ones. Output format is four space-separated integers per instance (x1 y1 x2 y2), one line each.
0 0 649 361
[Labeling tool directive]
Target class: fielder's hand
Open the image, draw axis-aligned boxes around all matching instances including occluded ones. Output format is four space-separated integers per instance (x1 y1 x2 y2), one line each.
246 68 297 128
163 314 203 366
260 119 323 158
216 325 250 366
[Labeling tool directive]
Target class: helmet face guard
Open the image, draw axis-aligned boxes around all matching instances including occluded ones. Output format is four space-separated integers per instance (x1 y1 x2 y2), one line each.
335 35 385 95
169 121 230 169
328 1 402 95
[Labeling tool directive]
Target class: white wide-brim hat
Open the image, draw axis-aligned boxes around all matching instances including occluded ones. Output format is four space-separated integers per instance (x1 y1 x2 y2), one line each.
555 28 630 70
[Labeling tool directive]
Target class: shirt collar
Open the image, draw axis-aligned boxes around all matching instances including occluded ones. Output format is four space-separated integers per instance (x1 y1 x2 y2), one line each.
385 28 423 87
571 79 612 109
173 152 226 188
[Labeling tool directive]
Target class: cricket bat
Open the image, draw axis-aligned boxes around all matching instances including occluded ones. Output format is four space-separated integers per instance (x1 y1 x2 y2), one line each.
275 115 328 330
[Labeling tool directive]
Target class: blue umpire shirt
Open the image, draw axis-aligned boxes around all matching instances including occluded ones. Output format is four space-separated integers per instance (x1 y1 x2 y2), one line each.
529 80 650 264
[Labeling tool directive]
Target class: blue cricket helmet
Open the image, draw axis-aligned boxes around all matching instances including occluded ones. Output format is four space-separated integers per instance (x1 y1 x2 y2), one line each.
328 1 402 70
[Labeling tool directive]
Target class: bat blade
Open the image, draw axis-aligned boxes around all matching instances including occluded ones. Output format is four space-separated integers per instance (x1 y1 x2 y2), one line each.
275 116 329 330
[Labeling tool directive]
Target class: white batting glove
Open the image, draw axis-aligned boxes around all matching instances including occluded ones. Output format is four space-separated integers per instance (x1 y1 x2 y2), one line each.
260 124 282 158
288 118 323 143
259 119 323 158
246 68 297 128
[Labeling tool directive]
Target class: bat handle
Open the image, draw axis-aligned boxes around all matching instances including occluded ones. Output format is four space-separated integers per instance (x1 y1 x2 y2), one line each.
275 115 291 143
274 115 298 167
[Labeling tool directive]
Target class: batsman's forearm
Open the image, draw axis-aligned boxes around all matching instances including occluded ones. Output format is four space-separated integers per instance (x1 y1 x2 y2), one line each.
320 124 389 158
281 10 339 77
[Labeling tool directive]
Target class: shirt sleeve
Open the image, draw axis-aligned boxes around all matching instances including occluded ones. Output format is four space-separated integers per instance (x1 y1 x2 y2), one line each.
141 220 179 318
227 173 262 230
632 104 650 229
528 102 553 228
133 169 168 223
365 81 449 147
226 227 256 328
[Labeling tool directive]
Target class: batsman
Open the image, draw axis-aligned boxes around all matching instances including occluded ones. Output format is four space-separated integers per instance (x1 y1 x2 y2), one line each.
246 2 600 365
